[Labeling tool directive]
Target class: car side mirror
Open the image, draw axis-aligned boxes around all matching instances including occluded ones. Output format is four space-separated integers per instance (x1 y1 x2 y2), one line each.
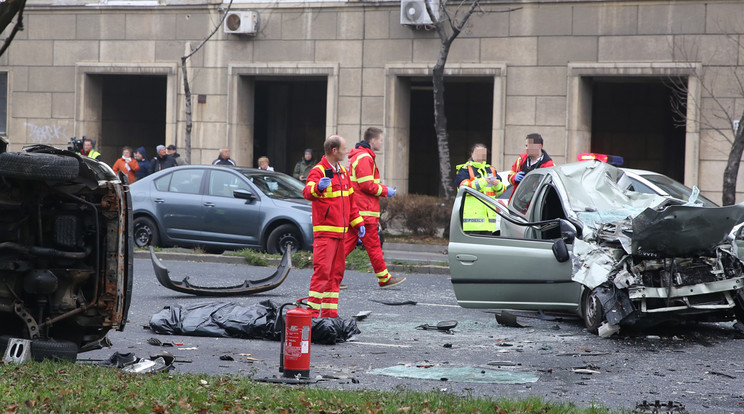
559 219 577 244
233 189 256 201
552 238 570 263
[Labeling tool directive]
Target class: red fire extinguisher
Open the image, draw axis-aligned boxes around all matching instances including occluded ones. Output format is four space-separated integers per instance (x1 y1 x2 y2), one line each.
279 300 312 378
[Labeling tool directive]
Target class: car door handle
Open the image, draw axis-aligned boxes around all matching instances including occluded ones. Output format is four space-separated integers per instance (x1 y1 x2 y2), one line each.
154 198 165 204
455 254 478 264
203 202 215 207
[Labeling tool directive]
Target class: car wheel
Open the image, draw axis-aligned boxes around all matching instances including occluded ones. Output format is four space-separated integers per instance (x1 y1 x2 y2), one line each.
0 152 79 181
266 224 301 255
0 336 78 362
582 288 605 334
134 216 160 248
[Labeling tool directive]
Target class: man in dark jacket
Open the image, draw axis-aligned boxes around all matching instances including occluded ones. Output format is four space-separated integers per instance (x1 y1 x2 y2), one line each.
167 144 186 166
134 147 151 180
212 147 236 166
507 133 554 193
293 148 314 182
150 145 178 174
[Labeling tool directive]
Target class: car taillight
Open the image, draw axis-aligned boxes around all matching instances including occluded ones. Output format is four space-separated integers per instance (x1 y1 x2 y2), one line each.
577 153 624 166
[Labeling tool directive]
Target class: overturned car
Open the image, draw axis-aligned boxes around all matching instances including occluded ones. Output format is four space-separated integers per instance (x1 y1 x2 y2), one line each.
0 144 132 359
449 161 744 336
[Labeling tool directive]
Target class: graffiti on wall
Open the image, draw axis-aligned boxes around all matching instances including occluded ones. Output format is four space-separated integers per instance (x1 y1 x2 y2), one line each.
25 122 67 144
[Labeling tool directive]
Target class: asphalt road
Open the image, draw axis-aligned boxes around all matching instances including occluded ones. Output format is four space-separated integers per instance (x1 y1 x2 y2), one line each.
82 257 744 413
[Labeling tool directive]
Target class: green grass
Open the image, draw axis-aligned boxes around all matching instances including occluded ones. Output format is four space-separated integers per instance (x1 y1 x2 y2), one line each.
236 249 269 267
345 248 372 272
0 361 615 413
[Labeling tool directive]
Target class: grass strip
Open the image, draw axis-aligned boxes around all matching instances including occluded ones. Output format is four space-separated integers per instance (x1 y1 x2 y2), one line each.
0 361 613 413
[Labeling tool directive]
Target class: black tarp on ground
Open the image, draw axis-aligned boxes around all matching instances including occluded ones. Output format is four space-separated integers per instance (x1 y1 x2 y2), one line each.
148 300 360 345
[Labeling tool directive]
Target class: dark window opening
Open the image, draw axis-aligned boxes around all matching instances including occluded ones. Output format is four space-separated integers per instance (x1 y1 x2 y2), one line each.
590 77 687 182
101 75 167 167
408 78 494 196
254 79 327 175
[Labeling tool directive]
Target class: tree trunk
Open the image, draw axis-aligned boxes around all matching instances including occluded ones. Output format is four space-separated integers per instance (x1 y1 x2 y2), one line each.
723 115 744 205
432 39 453 199
181 57 192 165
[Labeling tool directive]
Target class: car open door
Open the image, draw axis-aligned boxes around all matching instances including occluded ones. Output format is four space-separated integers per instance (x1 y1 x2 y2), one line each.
448 186 582 312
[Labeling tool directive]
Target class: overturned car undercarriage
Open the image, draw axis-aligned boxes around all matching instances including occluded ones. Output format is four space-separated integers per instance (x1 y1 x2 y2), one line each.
572 195 744 336
0 145 132 359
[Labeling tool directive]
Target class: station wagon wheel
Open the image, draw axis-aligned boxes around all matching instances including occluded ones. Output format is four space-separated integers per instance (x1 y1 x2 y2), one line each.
266 224 300 255
133 216 159 248
582 288 605 334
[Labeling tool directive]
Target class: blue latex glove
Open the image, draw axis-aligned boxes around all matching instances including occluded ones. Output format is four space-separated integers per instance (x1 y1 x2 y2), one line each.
358 225 366 238
318 177 331 191
514 171 526 182
386 186 396 197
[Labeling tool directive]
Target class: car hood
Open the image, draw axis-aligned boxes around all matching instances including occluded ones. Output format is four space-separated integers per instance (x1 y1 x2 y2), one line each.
632 204 744 257
271 197 312 214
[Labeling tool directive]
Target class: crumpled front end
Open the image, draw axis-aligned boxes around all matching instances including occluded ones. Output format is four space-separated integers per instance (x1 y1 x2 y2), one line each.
572 203 744 335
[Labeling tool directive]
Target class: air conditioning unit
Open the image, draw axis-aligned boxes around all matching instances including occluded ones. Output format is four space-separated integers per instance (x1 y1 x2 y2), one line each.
400 0 439 26
224 11 258 35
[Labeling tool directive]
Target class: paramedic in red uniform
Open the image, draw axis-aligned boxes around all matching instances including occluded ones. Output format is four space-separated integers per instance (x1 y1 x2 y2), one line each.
344 127 406 288
303 135 366 318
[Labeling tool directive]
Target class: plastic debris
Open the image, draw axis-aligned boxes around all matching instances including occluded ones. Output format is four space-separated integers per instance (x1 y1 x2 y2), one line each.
495 311 523 328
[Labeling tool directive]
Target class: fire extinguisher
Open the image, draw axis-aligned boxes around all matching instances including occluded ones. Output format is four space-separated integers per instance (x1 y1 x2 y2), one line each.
278 299 312 378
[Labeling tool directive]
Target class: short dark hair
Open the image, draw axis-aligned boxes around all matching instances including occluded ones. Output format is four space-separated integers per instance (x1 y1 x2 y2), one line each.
324 135 343 155
469 143 487 157
363 127 382 142
122 146 133 154
526 133 543 145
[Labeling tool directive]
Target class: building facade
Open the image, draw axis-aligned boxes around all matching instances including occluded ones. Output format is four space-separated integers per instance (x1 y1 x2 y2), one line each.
2 0 742 202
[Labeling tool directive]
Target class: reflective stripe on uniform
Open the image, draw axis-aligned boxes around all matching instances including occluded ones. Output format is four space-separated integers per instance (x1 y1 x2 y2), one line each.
321 303 338 309
463 218 485 223
355 175 375 183
350 216 364 227
314 225 347 233
359 211 380 217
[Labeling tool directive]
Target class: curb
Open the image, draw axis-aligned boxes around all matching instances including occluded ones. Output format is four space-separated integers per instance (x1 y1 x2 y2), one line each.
134 250 450 275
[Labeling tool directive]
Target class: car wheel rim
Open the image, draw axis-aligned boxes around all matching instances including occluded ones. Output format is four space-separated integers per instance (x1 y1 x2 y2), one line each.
134 225 152 247
277 233 299 254
585 294 601 326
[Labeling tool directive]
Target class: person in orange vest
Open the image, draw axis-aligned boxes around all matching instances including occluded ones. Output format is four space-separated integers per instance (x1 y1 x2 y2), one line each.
507 133 554 194
303 135 366 318
344 127 406 289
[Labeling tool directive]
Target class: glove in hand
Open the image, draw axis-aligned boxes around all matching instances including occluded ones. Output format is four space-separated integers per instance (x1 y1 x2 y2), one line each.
318 177 331 191
514 171 526 182
387 186 396 197
358 225 366 238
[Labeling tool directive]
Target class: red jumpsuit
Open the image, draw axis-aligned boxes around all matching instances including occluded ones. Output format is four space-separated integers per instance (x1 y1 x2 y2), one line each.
303 156 364 318
343 143 393 285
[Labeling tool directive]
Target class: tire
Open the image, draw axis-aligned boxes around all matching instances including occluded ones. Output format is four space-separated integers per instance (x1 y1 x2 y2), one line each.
31 339 78 362
582 289 605 334
0 335 77 362
0 152 79 181
266 224 301 255
133 216 160 248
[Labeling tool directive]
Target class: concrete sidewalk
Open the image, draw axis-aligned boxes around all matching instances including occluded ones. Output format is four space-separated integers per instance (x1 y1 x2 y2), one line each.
134 242 450 274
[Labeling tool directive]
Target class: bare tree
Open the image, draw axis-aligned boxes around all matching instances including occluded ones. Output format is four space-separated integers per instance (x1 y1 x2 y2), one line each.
181 0 233 164
425 1 518 198
670 36 744 205
0 0 28 57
